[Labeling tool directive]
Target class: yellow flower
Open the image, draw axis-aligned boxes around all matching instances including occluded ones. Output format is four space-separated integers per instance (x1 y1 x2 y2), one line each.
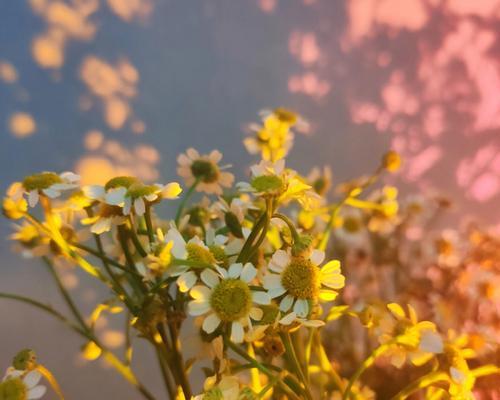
379 303 443 368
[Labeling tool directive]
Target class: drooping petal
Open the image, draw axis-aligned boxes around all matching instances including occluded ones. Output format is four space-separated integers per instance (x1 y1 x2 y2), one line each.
202 313 221 334
230 321 244 343
279 312 296 325
177 271 197 293
27 386 47 399
23 371 42 388
279 295 294 312
105 187 127 206
189 285 211 301
28 191 39 208
268 286 287 299
91 218 112 235
293 299 309 318
83 185 105 200
134 197 146 216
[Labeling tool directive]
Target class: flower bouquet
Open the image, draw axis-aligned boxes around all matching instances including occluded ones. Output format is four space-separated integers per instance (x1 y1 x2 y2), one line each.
1 109 498 399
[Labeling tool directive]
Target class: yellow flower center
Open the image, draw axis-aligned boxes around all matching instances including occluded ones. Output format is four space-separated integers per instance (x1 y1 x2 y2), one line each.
281 257 319 299
99 204 124 218
186 243 216 265
251 175 285 194
127 183 157 199
190 160 220 183
0 378 27 400
22 172 62 191
210 278 252 321
105 176 138 191
343 216 362 233
273 108 298 125
208 245 228 267
13 349 37 370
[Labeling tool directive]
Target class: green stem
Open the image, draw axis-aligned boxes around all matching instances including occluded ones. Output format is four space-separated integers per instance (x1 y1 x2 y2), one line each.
42 257 87 329
225 339 302 400
390 371 448 400
272 213 300 242
280 332 313 400
175 179 199 225
144 206 155 245
154 345 176 399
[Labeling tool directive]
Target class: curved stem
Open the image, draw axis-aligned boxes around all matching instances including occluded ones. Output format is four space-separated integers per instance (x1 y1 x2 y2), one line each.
175 179 199 226
390 371 448 400
225 339 302 400
280 332 313 400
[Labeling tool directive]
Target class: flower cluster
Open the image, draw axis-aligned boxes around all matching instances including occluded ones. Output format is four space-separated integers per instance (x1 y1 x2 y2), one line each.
2 108 498 400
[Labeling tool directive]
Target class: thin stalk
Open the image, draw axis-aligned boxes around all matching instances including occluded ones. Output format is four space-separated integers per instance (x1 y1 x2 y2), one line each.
175 179 199 225
225 339 302 400
390 371 448 400
144 206 155 245
280 332 313 400
154 346 176 399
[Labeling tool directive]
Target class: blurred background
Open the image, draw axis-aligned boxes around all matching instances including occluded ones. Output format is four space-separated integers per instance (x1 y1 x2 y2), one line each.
1 0 500 398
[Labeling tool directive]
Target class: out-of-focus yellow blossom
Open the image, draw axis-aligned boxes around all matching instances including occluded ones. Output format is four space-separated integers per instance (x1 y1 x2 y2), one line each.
244 108 301 162
381 150 402 173
378 303 443 368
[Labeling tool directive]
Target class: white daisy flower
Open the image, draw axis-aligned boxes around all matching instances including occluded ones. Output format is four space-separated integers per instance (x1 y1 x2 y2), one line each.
103 182 181 216
8 172 80 208
177 148 234 195
188 263 271 343
164 228 218 293
1 369 46 399
263 249 345 318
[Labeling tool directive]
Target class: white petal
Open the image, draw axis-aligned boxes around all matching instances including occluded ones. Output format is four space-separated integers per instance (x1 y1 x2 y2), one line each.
201 269 220 288
293 299 309 318
28 386 47 399
83 185 105 199
271 250 289 270
249 307 263 321
42 187 60 198
91 218 112 234
252 291 271 305
279 312 296 325
177 271 197 293
240 263 257 283
28 191 39 207
279 295 294 312
301 319 325 328
228 263 243 278
215 265 228 279
105 187 127 206
23 371 42 388
202 313 221 334
310 249 325 265
188 300 210 316
230 321 244 343
60 171 80 183
263 274 282 289
123 197 132 215
268 286 287 298
189 285 211 301
134 197 146 216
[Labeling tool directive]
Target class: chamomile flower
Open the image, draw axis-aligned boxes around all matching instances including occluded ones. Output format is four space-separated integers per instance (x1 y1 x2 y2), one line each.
163 227 218 293
263 249 345 318
1 369 46 399
379 303 444 368
8 172 80 208
188 263 271 343
81 204 127 235
239 160 320 209
89 178 181 217
177 148 234 195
